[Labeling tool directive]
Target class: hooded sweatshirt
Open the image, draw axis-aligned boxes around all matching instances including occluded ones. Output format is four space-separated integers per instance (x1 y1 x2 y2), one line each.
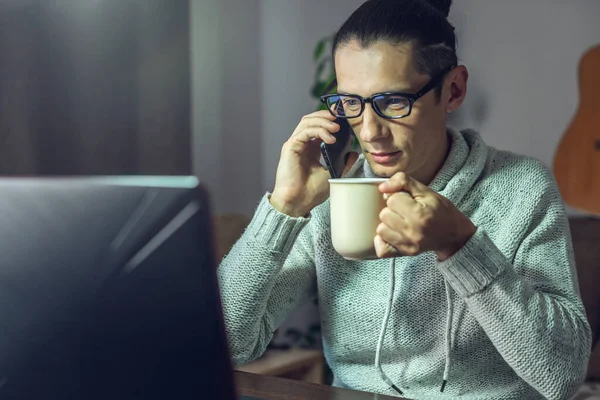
217 128 591 400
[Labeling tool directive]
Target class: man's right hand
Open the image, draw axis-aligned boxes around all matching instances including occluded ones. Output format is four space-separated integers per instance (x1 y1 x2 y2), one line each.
270 110 359 217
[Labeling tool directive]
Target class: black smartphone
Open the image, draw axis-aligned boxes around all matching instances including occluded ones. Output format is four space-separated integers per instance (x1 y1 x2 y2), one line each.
320 118 354 179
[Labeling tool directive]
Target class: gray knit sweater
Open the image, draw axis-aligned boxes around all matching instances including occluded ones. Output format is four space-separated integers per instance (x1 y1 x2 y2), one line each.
218 128 591 400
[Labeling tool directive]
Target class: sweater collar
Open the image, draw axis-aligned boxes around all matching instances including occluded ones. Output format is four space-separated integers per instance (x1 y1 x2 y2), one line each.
348 127 488 205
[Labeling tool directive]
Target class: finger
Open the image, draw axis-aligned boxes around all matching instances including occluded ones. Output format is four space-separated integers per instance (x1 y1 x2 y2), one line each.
374 235 404 258
341 152 359 177
379 172 430 197
376 221 407 248
385 192 418 218
379 207 407 232
289 127 336 146
296 117 340 134
375 233 421 258
379 172 409 194
376 218 423 257
302 110 338 121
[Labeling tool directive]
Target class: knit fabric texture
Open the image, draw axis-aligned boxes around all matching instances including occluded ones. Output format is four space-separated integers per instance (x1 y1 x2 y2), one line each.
217 128 591 400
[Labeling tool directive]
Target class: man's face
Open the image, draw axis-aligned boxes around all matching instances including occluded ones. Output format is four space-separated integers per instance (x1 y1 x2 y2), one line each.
334 40 451 181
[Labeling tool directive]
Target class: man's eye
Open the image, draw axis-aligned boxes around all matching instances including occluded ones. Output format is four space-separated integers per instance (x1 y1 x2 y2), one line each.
343 99 361 110
385 97 409 109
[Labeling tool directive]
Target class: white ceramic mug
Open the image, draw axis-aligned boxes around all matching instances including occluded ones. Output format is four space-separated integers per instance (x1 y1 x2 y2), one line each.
329 178 388 260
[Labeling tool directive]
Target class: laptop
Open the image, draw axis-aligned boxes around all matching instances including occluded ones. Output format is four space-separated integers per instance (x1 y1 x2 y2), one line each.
0 176 237 399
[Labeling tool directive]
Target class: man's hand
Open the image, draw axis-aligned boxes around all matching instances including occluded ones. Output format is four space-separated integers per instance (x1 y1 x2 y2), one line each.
270 110 358 217
375 172 477 261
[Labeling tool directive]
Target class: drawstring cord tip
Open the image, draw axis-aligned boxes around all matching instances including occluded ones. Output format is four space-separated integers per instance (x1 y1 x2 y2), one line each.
440 379 448 393
390 384 403 396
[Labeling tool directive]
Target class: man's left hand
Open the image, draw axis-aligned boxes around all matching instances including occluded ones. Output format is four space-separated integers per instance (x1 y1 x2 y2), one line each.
375 172 477 261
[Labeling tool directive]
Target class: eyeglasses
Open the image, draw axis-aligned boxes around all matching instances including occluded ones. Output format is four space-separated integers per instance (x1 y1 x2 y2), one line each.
320 66 454 120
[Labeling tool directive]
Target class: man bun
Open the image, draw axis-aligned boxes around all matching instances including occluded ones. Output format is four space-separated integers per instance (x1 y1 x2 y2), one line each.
422 0 452 18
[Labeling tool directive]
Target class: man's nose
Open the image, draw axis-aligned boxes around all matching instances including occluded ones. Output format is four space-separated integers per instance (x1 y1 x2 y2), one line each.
358 106 386 143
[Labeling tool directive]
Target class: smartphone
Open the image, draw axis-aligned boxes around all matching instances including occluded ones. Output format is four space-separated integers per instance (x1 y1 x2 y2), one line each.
320 118 354 179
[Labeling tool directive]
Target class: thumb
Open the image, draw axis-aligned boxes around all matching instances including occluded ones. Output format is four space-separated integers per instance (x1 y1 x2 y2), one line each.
379 172 430 197
341 152 359 177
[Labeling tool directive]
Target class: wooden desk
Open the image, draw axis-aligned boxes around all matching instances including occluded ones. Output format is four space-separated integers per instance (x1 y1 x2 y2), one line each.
235 349 325 384
235 371 404 400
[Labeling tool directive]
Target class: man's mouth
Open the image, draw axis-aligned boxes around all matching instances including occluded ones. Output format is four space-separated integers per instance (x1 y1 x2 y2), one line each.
369 151 402 164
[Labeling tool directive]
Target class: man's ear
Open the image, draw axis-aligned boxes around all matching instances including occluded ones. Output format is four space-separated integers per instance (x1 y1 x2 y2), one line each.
445 65 468 114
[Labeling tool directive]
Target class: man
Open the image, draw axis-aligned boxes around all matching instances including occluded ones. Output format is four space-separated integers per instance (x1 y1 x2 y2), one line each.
218 0 591 398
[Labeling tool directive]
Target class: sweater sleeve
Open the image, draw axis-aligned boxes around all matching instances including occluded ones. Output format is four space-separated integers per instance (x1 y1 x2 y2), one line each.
217 194 318 365
436 180 591 400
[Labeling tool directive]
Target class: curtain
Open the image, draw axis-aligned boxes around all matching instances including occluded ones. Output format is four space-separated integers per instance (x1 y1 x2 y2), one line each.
0 0 191 175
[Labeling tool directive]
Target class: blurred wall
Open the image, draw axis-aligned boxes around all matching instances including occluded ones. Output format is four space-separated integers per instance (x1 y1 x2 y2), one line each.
191 0 263 216
449 0 600 170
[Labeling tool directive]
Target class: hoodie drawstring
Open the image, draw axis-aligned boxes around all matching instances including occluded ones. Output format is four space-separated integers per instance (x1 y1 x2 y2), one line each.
375 257 455 395
375 258 403 396
441 279 454 392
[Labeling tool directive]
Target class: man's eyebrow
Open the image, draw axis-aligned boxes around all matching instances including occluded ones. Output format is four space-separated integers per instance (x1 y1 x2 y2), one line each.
336 86 415 95
382 86 415 93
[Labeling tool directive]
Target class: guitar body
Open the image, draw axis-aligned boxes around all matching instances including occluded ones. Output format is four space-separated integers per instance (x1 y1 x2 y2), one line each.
554 44 600 215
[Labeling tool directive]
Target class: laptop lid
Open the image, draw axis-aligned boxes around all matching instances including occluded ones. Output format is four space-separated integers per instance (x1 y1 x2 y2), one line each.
0 176 236 399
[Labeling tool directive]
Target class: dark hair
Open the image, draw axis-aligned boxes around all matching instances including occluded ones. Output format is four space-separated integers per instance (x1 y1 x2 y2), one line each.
333 0 457 82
